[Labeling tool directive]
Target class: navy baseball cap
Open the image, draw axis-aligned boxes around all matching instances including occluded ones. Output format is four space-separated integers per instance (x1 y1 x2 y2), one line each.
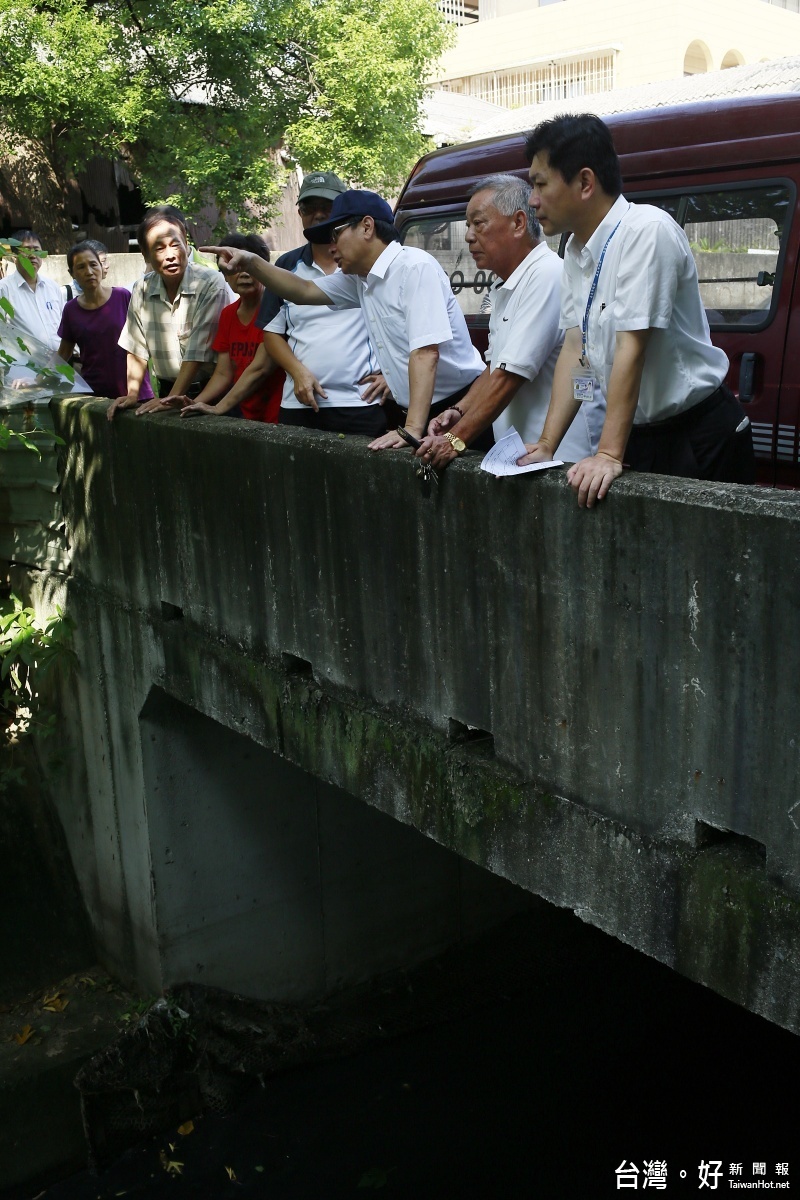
304 190 396 243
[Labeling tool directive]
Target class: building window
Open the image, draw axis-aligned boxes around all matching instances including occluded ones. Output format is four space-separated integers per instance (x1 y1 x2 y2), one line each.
478 0 564 15
438 0 479 24
446 50 615 108
760 0 800 11
683 40 712 75
721 50 745 68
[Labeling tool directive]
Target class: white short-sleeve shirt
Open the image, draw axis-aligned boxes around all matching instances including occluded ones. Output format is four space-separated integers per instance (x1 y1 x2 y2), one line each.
488 242 601 460
261 245 379 409
314 241 484 409
0 271 64 352
561 195 729 424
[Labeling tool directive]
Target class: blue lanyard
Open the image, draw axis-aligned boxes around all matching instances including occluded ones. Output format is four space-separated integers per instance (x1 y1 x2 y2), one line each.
581 221 620 365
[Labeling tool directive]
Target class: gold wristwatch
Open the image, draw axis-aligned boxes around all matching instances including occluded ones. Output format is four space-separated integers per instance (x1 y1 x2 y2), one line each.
443 432 467 455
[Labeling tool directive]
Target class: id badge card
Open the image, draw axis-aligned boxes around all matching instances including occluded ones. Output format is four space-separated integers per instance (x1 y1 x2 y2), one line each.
572 365 595 404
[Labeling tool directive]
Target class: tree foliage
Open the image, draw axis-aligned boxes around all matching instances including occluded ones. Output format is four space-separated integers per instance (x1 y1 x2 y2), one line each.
0 0 452 229
0 593 75 793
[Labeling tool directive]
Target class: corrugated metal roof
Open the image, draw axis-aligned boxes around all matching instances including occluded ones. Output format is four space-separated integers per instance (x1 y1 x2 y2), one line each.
421 90 509 146
458 54 800 141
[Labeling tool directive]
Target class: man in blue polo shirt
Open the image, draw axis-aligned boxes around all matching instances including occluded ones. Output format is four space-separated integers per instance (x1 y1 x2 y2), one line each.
257 172 388 435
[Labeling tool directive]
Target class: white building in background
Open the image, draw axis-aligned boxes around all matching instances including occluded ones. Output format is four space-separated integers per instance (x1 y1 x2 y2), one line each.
437 0 479 24
435 0 800 107
459 54 800 141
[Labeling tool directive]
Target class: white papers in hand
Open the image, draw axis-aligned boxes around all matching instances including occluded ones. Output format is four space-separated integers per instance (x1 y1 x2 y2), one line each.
480 427 564 477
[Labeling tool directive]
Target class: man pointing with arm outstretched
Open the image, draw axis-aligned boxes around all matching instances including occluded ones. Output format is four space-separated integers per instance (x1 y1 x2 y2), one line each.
203 189 483 449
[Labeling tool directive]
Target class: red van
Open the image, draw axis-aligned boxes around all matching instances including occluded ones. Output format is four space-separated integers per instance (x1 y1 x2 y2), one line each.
394 92 800 486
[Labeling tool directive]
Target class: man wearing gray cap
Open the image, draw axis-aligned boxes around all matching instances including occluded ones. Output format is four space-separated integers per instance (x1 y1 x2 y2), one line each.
204 189 485 450
256 172 388 435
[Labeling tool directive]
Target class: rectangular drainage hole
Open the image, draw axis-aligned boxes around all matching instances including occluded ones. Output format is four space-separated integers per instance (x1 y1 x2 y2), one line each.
694 821 767 861
448 719 495 755
281 653 314 678
160 602 183 622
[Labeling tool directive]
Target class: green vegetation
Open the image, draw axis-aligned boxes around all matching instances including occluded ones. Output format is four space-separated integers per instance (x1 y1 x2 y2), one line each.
689 237 739 253
0 0 451 230
0 420 65 453
0 594 75 792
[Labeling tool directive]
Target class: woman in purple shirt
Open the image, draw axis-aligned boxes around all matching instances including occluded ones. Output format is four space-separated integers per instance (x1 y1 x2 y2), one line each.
57 241 154 400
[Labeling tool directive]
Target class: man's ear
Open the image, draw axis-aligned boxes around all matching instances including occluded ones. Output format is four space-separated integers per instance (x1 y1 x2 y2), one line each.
512 209 528 236
361 216 375 239
577 167 598 201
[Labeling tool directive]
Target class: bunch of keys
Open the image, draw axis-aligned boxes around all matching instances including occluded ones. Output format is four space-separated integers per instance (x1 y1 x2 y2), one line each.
396 426 439 486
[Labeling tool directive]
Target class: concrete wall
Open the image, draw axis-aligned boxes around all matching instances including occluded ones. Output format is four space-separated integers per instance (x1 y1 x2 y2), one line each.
138 690 530 999
4 255 147 292
438 0 800 88
15 398 800 1032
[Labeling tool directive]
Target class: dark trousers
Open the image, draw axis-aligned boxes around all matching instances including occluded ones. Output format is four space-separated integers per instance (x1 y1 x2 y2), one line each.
156 377 204 400
279 405 388 436
384 386 495 452
625 385 755 484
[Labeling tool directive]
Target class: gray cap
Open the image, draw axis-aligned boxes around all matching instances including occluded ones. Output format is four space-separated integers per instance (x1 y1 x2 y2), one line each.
297 172 346 203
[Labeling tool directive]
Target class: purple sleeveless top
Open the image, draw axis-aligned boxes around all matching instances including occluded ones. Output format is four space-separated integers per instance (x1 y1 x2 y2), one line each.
58 288 154 400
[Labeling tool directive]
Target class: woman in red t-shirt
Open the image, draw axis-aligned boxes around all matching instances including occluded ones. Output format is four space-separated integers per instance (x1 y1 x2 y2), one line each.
179 233 284 422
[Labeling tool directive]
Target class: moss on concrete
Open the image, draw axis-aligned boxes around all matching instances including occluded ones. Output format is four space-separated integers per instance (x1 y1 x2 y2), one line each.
676 847 800 1026
22 402 800 1037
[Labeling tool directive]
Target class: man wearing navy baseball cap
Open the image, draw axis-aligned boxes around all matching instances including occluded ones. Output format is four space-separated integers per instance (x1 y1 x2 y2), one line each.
301 189 394 243
254 172 389 436
202 189 484 450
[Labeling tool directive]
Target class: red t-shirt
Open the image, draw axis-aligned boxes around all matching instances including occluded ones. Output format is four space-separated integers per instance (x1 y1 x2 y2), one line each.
212 300 283 422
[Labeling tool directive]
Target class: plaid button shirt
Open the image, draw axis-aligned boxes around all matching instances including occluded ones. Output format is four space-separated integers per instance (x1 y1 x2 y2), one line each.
118 262 227 381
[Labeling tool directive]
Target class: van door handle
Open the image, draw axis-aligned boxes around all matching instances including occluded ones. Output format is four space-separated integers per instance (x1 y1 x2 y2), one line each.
739 352 757 403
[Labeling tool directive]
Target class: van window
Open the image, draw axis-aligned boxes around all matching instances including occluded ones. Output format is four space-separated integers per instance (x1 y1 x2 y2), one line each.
401 216 495 317
401 215 561 317
629 183 792 330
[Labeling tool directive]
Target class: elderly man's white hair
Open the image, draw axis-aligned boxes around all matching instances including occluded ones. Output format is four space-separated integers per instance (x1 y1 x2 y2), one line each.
469 174 541 242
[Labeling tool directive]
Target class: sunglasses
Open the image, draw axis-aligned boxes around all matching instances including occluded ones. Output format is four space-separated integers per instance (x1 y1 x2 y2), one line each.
331 219 362 244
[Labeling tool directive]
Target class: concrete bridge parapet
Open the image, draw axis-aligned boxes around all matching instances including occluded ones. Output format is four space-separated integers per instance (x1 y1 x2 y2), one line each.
18 397 800 1033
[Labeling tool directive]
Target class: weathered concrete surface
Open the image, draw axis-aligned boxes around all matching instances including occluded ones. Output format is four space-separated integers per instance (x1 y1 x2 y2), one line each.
136 690 532 999
13 397 800 1033
0 968 137 1192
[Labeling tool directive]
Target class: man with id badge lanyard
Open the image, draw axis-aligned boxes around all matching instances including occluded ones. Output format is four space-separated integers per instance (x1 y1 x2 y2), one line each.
413 173 603 472
519 113 755 507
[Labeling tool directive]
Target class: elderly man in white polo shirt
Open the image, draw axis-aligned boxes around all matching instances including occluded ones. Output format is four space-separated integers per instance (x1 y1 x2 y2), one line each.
416 173 604 470
203 190 485 450
520 113 755 507
0 230 64 352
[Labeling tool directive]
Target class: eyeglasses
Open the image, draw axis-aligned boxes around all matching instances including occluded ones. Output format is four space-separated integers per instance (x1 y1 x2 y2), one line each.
331 219 359 244
298 200 331 218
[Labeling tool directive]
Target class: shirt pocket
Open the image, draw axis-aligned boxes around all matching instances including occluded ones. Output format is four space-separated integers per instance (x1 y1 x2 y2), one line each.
177 325 192 358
